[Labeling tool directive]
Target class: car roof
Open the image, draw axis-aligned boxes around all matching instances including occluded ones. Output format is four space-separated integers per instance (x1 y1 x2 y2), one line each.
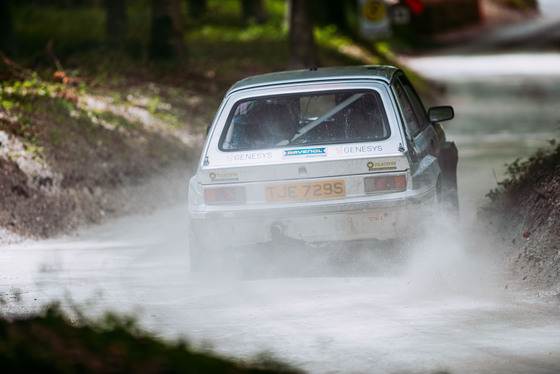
226 65 401 96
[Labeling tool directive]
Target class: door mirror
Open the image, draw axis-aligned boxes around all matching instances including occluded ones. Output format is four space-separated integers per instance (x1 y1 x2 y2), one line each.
428 106 454 122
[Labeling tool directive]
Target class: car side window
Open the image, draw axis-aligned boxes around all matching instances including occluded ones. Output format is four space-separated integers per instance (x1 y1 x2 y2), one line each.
394 77 429 137
393 80 421 138
400 76 430 126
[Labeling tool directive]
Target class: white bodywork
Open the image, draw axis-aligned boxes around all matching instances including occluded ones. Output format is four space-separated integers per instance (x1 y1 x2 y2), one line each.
188 66 448 257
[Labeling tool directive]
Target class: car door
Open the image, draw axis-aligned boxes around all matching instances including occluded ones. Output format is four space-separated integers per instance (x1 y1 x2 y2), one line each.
391 73 440 160
391 73 442 197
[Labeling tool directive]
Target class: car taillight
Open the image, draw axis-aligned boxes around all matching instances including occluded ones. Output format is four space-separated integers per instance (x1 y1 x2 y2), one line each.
203 186 246 204
364 173 407 194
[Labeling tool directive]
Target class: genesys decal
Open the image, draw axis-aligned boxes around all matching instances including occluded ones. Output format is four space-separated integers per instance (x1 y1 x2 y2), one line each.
336 145 383 154
367 161 397 172
210 172 239 182
284 148 326 157
226 151 273 162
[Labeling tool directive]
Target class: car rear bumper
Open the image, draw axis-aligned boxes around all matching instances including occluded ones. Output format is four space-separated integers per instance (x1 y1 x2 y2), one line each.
188 186 436 249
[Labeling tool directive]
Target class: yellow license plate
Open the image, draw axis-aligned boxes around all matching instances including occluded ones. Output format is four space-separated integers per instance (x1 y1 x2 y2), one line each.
265 180 346 202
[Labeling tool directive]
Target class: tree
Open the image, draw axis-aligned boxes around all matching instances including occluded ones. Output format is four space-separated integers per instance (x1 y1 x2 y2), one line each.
288 0 319 69
241 0 267 25
149 0 186 64
104 0 127 46
0 0 18 56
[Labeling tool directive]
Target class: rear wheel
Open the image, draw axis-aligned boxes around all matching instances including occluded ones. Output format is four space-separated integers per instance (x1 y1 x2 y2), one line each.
188 223 242 275
188 224 210 273
439 141 459 214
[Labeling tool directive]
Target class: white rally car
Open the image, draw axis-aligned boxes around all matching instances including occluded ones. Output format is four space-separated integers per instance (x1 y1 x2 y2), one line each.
188 65 457 271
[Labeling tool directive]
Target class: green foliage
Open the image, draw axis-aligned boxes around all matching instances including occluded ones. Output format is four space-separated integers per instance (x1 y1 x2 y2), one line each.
7 0 394 85
185 1 290 78
0 305 301 374
486 139 560 201
24 144 44 159
47 127 66 147
1 74 62 98
495 0 538 10
1 74 144 168
13 5 105 57
146 96 160 115
1 98 16 111
91 109 142 132
0 76 63 159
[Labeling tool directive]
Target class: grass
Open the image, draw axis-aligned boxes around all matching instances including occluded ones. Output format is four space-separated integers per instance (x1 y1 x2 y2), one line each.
486 139 560 202
0 305 301 374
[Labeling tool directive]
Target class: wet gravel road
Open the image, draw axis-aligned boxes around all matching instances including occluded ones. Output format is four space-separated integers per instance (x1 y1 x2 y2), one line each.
2 199 560 374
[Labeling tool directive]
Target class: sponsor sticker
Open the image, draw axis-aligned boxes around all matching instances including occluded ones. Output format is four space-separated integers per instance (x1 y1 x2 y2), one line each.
226 152 273 162
210 172 239 182
284 148 326 158
336 145 383 154
367 161 397 172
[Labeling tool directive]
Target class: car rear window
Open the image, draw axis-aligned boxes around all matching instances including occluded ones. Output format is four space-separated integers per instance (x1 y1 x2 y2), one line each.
219 90 390 151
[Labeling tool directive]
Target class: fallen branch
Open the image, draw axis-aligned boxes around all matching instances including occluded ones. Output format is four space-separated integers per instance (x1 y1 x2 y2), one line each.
45 39 64 73
0 51 30 81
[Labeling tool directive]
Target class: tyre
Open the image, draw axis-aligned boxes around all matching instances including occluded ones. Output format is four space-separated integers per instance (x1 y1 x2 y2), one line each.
439 141 459 214
188 223 240 275
187 223 210 273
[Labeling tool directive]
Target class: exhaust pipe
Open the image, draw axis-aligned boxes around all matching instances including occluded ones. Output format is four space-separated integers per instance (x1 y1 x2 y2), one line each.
270 222 284 241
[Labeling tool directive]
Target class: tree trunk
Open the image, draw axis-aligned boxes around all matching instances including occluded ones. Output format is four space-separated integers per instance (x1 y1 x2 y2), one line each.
288 0 319 69
104 0 127 46
241 0 267 24
0 0 18 57
149 0 186 64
